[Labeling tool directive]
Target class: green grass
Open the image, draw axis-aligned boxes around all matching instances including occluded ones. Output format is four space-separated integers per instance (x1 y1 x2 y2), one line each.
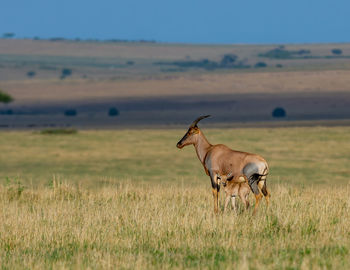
0 127 350 269
0 127 349 187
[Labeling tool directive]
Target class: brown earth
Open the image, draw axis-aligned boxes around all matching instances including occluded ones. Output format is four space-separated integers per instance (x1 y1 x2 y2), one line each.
2 70 350 104
1 40 350 128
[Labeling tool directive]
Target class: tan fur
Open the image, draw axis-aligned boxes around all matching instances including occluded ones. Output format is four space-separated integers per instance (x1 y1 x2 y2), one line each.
177 116 270 214
218 173 250 212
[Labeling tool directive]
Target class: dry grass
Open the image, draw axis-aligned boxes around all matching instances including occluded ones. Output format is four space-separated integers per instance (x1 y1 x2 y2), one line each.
1 181 350 269
0 127 349 269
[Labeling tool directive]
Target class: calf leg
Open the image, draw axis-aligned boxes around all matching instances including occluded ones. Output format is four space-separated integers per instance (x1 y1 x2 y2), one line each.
224 195 231 212
245 194 250 209
239 192 250 210
231 196 236 212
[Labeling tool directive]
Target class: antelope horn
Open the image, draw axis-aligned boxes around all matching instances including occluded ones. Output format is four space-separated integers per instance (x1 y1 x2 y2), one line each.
190 115 211 128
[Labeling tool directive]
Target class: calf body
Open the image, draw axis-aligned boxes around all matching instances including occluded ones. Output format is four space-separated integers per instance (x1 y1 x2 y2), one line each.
217 173 250 212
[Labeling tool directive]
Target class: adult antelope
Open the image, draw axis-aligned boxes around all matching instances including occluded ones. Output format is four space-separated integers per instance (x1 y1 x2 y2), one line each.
176 115 270 214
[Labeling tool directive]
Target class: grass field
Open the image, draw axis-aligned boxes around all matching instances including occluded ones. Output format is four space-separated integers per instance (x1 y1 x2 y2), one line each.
1 127 350 269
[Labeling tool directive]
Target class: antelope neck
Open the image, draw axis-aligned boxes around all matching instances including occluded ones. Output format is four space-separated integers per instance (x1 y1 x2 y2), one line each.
194 131 212 164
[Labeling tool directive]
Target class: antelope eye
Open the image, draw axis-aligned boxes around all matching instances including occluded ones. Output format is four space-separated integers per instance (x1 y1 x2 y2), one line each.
190 128 199 134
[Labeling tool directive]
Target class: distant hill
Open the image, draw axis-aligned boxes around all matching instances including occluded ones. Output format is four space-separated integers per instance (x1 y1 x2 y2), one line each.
1 39 350 128
1 39 350 81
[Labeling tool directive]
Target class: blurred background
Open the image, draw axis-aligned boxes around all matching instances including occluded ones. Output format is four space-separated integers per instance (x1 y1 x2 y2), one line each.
1 0 350 128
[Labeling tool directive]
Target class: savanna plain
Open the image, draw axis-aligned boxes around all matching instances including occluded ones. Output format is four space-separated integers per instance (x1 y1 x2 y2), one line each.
1 127 350 269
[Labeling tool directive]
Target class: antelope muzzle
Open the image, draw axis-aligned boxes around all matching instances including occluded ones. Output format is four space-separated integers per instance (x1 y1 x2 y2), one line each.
176 133 188 149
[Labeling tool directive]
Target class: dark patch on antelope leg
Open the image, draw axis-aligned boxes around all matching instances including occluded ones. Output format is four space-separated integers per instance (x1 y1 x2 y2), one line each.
247 172 260 195
243 163 261 194
211 179 218 189
210 175 220 214
249 179 260 195
261 181 268 196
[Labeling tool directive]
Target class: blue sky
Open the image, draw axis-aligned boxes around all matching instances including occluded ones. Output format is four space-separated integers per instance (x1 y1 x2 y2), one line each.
1 0 349 44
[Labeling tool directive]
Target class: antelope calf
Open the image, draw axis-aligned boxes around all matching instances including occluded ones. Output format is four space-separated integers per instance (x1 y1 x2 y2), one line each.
176 115 270 214
217 173 250 212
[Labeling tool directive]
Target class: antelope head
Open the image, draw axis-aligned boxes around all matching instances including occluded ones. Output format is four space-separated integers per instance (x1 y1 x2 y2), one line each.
217 172 233 187
176 115 210 149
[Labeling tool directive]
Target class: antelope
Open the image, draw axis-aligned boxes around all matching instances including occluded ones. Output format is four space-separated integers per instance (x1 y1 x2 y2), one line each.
217 172 250 212
176 115 270 214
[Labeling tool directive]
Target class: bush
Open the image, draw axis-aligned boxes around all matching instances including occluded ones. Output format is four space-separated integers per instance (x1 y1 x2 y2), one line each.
60 68 72 79
255 62 267 68
276 64 283 68
40 128 77 135
154 56 251 71
259 48 311 59
331 49 342 55
154 59 218 70
108 107 119 117
27 71 36 78
259 48 293 59
64 109 77 116
220 54 238 67
0 109 13 115
3 32 15 38
50 37 65 41
0 90 13 103
296 49 311 55
272 107 286 118
126 61 134 65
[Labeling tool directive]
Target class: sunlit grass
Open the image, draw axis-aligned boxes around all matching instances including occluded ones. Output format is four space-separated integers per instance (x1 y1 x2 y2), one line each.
0 127 349 268
0 181 350 269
